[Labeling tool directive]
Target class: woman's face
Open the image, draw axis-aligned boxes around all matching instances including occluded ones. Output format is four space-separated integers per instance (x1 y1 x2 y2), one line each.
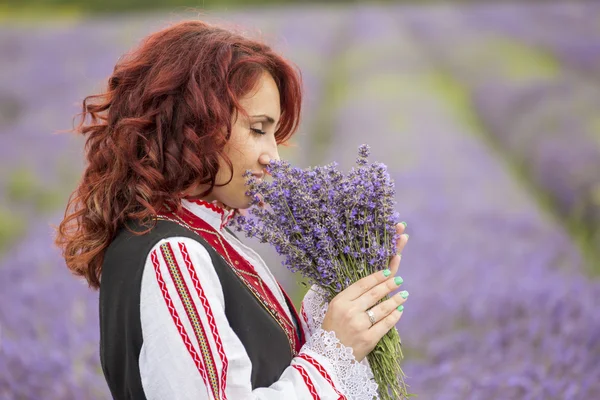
189 71 282 209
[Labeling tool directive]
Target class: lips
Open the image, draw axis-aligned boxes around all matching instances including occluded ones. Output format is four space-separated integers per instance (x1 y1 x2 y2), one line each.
251 171 265 181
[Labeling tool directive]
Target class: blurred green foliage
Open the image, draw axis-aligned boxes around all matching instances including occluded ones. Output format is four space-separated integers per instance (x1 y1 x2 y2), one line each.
491 38 559 80
7 163 77 214
307 49 349 167
449 36 559 82
0 205 26 253
423 71 484 133
7 167 39 203
6 167 64 211
0 162 77 256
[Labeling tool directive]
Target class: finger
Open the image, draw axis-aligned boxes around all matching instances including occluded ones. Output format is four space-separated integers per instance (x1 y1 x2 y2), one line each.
396 222 406 236
394 231 409 257
388 253 401 277
338 260 400 302
368 290 409 326
368 305 404 341
356 266 404 311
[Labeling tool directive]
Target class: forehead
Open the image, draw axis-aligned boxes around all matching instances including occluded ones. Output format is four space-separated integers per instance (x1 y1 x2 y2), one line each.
238 72 281 119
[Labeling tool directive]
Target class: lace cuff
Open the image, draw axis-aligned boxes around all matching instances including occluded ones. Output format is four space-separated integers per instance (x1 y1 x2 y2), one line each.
300 285 378 399
301 328 378 399
301 285 330 333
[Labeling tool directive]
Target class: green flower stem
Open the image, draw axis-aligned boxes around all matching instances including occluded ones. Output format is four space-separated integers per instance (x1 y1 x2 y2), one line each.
366 326 411 399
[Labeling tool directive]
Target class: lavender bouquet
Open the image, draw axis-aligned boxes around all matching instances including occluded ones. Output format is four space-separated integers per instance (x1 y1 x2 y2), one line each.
233 145 410 399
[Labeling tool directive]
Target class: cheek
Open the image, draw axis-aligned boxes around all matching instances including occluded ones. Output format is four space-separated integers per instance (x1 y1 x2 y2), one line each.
235 146 260 172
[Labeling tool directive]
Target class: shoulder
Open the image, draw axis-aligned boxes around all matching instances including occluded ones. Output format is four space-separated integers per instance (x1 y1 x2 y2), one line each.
103 219 218 284
141 235 226 308
143 234 219 278
106 219 212 262
146 236 213 267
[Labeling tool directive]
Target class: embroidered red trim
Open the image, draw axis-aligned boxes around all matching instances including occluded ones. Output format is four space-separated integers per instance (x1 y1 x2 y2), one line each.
160 243 222 399
220 210 236 231
278 281 306 347
151 250 211 389
292 364 320 400
185 198 236 231
185 198 226 215
297 353 346 400
163 206 302 355
179 242 229 399
300 303 310 329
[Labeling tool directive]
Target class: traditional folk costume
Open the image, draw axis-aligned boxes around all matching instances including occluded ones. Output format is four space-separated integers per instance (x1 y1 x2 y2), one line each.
99 199 378 399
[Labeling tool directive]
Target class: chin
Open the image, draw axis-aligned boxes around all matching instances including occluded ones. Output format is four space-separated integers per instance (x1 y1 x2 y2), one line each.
221 195 252 211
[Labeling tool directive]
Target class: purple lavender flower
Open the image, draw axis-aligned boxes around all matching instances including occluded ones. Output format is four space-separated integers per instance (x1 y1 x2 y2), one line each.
234 145 400 295
232 144 407 399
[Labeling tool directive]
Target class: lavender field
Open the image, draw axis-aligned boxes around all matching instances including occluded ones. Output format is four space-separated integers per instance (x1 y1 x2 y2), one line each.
1 3 599 399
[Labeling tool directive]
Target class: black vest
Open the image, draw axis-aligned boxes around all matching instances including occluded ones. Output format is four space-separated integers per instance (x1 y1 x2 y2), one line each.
99 220 299 400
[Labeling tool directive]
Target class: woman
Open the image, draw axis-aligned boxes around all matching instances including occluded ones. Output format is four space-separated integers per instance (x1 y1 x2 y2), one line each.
56 20 409 400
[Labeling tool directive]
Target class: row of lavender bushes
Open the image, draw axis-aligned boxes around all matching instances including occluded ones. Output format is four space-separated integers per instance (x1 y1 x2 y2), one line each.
459 2 600 77
0 15 167 400
397 3 600 269
0 222 109 399
324 5 599 398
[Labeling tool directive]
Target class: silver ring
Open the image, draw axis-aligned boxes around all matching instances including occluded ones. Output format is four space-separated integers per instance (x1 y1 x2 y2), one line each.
366 309 376 327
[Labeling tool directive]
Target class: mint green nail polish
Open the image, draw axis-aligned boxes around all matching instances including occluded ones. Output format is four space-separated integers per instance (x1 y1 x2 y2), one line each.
394 276 403 285
383 269 391 277
397 305 404 312
400 290 409 299
401 221 407 228
404 234 410 240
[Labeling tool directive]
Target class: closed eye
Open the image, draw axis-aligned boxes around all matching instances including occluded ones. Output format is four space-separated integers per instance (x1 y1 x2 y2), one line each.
250 127 267 135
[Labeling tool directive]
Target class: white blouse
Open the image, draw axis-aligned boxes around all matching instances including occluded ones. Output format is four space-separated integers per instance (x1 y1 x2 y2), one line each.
138 199 378 399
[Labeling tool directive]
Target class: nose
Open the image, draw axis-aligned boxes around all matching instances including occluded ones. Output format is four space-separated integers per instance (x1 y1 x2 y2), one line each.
258 146 280 167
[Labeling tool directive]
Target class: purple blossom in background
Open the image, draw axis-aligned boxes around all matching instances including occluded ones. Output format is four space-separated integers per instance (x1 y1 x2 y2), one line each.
398 2 600 262
0 220 110 400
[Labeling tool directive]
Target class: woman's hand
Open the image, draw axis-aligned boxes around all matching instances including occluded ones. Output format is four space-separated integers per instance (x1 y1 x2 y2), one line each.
321 222 409 362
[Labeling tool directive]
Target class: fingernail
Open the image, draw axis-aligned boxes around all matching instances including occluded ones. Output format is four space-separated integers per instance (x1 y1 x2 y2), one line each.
394 276 403 285
400 221 407 228
400 290 409 299
397 305 404 312
404 234 410 240
383 269 391 277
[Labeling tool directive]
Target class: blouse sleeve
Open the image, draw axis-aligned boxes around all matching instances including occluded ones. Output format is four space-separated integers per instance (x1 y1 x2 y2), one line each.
299 286 379 399
139 237 364 400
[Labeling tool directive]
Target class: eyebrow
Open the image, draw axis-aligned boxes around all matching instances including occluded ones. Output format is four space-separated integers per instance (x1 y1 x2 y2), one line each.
251 114 276 124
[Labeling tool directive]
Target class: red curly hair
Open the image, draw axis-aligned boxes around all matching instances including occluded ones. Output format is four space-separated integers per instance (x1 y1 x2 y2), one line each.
55 20 303 290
